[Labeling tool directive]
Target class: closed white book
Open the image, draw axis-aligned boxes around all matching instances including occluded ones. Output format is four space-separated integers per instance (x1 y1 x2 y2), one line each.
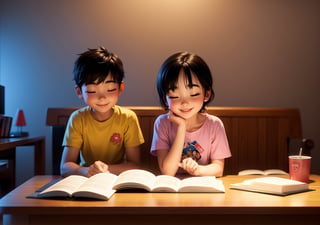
231 176 309 196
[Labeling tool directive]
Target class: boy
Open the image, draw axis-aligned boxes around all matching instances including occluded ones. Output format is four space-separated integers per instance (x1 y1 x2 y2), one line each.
60 47 144 177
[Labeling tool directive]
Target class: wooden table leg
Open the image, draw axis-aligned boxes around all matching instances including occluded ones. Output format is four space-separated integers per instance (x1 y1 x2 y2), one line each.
34 138 45 175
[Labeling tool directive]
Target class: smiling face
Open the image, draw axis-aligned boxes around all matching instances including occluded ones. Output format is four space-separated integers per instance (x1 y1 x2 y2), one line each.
165 70 211 120
76 73 123 120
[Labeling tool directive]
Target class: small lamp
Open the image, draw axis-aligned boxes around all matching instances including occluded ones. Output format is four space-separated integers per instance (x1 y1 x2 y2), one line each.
10 109 29 137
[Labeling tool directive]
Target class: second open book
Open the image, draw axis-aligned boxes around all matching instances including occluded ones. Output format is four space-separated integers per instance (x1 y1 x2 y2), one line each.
33 169 225 200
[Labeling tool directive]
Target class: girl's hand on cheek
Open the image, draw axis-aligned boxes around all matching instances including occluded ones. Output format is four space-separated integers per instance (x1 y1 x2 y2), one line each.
168 110 186 127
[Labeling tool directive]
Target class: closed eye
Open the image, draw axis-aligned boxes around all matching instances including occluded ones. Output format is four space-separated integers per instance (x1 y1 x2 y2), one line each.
191 93 200 97
168 96 178 99
86 91 96 94
107 88 117 92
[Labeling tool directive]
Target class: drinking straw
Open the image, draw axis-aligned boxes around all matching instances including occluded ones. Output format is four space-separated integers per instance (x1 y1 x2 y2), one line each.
299 147 303 158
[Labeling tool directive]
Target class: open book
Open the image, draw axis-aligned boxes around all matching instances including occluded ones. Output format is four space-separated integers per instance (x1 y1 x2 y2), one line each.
238 169 288 176
29 169 225 200
231 176 309 196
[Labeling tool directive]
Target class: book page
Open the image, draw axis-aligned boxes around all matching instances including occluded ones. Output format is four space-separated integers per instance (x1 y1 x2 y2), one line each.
39 175 88 198
238 169 265 175
238 169 288 176
73 172 118 200
152 175 181 192
178 176 225 192
249 177 306 191
112 169 156 191
264 169 288 175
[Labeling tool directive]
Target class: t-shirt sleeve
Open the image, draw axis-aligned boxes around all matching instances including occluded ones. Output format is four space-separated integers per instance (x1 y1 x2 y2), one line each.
209 118 232 160
150 115 171 156
123 111 145 148
62 111 83 149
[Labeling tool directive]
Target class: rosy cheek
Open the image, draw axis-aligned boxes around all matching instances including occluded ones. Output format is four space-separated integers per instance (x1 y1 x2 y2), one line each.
85 94 96 102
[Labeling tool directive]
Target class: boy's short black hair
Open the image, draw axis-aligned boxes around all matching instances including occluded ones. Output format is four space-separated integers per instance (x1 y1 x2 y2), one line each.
157 51 215 111
73 46 124 88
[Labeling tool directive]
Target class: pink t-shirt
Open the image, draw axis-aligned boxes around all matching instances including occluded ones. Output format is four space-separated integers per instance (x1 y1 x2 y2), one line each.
150 113 231 165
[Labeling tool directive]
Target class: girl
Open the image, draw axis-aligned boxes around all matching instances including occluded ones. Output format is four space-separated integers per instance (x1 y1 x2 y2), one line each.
150 52 231 177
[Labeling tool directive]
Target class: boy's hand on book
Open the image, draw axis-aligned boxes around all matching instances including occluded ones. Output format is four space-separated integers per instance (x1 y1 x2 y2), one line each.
88 161 109 177
179 158 200 176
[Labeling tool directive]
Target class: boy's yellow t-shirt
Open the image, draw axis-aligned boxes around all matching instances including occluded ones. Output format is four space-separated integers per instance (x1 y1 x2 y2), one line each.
62 105 144 166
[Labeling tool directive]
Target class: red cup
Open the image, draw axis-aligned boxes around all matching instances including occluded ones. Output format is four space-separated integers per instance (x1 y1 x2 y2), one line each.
289 155 311 183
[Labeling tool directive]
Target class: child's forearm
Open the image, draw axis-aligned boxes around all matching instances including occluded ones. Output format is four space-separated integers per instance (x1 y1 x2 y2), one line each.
60 162 89 177
197 160 224 177
160 126 186 176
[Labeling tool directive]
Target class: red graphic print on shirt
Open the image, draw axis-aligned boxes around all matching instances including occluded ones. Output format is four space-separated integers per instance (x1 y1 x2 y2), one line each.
181 141 204 161
110 133 122 143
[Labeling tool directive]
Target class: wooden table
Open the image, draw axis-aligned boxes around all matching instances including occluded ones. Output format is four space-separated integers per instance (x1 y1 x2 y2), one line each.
0 136 45 195
0 174 319 225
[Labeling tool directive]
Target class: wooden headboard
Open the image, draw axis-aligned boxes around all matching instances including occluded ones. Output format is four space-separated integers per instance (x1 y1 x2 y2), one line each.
46 106 302 175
